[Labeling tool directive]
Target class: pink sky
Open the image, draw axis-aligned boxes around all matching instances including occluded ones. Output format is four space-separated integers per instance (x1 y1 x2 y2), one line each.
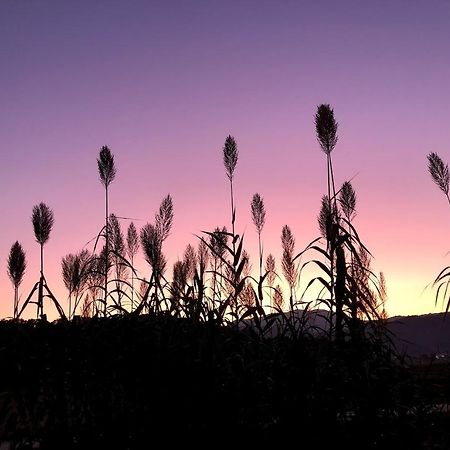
1 0 450 319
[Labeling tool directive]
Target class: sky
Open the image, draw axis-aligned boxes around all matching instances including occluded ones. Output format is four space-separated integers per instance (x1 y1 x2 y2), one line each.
1 0 450 319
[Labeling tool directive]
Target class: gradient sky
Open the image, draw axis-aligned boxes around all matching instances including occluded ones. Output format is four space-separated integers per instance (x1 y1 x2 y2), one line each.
1 0 450 319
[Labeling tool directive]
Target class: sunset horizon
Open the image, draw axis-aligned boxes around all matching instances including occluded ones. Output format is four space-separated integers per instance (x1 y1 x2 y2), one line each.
3 2 450 447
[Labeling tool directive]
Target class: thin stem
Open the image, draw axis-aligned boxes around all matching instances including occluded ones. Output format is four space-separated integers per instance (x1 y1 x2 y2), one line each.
230 178 236 248
130 255 134 312
40 244 44 277
14 287 18 319
105 185 109 316
230 178 238 320
258 231 263 280
329 153 338 210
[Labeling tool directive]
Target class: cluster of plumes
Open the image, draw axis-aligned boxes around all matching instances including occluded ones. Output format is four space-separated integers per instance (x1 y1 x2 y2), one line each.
61 250 92 296
7 108 395 325
61 249 92 318
171 244 197 298
318 181 357 240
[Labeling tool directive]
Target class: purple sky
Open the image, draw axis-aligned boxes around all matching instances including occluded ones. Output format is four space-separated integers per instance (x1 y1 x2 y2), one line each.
1 0 450 319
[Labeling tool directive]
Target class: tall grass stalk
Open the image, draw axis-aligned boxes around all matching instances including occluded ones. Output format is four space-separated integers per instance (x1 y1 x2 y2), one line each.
32 202 55 318
97 146 116 316
127 222 139 311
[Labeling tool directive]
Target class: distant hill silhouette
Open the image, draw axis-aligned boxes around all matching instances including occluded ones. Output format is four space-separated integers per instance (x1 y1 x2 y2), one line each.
387 312 450 358
243 310 450 358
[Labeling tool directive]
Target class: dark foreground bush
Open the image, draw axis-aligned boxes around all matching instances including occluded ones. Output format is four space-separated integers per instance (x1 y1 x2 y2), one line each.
0 315 448 449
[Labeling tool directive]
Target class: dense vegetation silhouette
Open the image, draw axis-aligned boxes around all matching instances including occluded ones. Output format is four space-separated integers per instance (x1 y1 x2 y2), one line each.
1 105 450 448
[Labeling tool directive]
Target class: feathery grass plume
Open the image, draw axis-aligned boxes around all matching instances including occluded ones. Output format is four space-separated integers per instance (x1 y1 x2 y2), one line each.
209 226 228 303
126 222 139 260
86 248 108 315
62 253 77 294
110 214 125 256
339 181 357 221
183 244 197 281
265 254 276 288
315 104 338 155
32 202 54 246
239 283 256 308
155 194 174 242
32 202 54 282
140 223 162 272
427 152 450 203
353 247 376 320
8 241 27 318
318 195 337 241
172 260 188 301
251 193 266 234
378 271 388 320
127 222 139 311
223 135 238 181
241 249 251 277
281 225 297 299
62 249 91 318
210 226 228 260
97 145 117 188
273 284 284 310
198 239 209 274
8 241 27 290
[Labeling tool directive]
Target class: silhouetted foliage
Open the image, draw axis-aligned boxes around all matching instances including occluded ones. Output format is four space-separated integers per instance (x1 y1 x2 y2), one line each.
5 104 439 447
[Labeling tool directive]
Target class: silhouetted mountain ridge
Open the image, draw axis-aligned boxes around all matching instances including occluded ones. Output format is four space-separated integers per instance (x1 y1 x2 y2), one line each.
244 310 450 358
386 312 450 358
